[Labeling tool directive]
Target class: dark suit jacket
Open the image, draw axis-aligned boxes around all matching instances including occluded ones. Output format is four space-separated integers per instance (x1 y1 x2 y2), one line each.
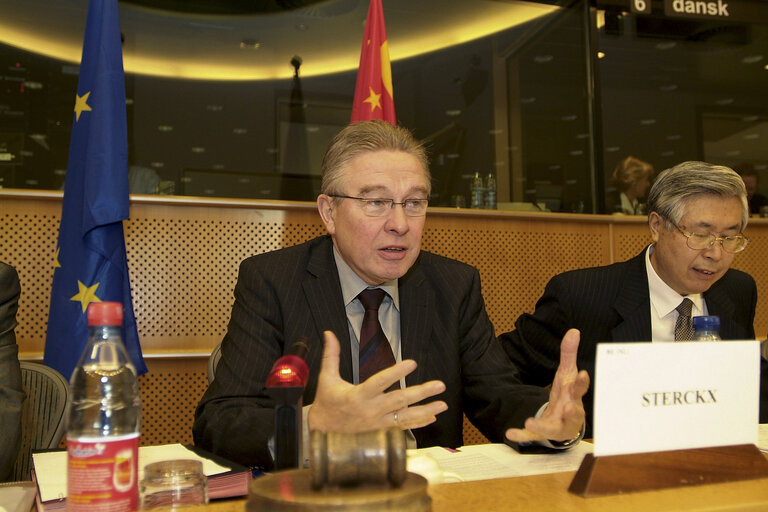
193 235 547 468
499 249 764 436
0 262 24 482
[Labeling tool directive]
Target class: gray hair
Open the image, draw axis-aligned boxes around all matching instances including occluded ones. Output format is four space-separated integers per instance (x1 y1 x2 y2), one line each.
320 120 430 196
647 161 749 230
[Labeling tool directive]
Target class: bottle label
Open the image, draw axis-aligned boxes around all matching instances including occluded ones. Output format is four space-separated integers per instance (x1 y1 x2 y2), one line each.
67 433 139 511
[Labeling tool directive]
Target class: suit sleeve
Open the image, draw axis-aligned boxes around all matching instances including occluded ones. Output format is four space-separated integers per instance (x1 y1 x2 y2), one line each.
193 257 285 469
0 264 24 482
497 274 573 387
455 267 549 441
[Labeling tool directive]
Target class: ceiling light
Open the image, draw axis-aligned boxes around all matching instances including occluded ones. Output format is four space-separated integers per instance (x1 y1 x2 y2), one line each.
741 55 763 64
597 51 606 59
157 125 173 132
191 147 205 153
233 128 248 135
240 39 260 50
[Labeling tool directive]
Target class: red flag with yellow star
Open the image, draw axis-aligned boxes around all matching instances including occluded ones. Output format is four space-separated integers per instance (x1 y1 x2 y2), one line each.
351 0 395 124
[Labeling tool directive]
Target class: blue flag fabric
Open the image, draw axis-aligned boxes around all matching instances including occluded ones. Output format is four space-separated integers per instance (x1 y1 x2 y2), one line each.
44 0 147 378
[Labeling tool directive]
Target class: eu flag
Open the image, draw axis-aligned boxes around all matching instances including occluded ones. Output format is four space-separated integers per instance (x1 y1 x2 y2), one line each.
44 0 147 378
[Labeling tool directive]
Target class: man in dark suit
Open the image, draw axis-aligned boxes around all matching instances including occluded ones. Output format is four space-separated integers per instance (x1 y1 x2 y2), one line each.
194 121 589 469
0 262 24 481
500 161 762 436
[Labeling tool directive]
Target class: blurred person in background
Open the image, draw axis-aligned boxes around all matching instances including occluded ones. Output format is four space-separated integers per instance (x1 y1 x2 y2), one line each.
608 156 654 215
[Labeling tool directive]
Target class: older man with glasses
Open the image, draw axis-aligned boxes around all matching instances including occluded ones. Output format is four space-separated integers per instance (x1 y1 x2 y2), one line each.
194 120 589 469
500 160 765 436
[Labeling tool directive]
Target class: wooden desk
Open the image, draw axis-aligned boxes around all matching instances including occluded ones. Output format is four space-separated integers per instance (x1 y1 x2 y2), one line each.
182 470 768 511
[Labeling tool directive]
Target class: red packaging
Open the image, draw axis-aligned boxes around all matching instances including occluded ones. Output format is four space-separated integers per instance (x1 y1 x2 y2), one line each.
67 433 139 511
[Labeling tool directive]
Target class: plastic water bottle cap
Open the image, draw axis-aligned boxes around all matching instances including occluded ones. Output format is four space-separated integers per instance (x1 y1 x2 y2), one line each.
692 315 720 332
87 301 124 326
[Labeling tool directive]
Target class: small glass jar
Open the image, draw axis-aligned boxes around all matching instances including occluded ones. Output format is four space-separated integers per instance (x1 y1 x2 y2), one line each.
140 459 208 510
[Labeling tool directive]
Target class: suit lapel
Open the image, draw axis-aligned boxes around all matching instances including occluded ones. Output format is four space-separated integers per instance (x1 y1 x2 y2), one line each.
398 257 431 388
303 237 354 383
611 251 653 342
704 279 741 339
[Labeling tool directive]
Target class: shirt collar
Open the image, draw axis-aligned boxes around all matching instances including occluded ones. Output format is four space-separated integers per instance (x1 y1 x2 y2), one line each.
645 244 703 317
332 246 399 309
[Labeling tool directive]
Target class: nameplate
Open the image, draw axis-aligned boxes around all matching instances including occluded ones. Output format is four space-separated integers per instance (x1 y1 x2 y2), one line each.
593 341 759 457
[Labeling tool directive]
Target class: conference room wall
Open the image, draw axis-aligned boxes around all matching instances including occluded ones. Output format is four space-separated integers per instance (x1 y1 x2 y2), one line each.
2 190 767 446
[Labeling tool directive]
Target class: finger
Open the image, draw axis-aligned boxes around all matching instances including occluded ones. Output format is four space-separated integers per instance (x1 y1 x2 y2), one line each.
359 359 419 395
318 330 342 380
523 401 584 440
379 380 446 411
558 328 581 374
391 401 448 430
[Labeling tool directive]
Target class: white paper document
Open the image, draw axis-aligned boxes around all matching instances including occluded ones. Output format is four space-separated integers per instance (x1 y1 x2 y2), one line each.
32 444 231 503
410 442 593 483
593 341 760 457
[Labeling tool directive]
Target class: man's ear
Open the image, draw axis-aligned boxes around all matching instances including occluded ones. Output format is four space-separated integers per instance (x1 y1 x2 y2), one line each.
648 211 663 243
317 194 336 234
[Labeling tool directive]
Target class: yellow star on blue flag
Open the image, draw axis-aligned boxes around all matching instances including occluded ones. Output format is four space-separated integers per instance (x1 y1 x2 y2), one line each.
70 280 102 313
44 0 146 377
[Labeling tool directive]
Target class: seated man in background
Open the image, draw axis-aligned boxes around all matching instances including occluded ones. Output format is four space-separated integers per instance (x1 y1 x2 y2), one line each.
194 120 589 469
0 261 25 482
500 161 766 435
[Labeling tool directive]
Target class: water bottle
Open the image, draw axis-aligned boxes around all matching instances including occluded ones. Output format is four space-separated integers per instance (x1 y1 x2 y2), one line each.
470 171 485 209
692 316 721 341
67 302 141 512
485 171 497 210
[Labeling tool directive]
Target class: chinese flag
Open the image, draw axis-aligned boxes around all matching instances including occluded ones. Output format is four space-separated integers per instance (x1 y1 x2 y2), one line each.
351 0 395 124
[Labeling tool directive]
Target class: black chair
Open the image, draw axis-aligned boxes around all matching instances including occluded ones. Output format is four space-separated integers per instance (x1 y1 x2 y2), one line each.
207 343 222 384
11 362 70 481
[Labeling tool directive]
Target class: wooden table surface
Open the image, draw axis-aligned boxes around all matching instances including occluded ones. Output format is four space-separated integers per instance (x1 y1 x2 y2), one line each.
181 469 768 512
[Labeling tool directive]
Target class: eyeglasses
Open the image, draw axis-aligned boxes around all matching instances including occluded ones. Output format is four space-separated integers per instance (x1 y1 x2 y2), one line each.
329 194 429 217
672 223 749 254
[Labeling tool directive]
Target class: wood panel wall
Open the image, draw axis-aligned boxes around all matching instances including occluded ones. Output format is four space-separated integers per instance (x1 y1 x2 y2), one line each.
2 190 767 447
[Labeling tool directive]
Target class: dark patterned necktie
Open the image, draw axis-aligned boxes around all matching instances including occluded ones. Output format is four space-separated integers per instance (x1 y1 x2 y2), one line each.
358 288 398 389
674 298 695 341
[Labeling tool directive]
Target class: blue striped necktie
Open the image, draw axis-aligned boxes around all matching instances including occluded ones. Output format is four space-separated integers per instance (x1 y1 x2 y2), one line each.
358 288 398 390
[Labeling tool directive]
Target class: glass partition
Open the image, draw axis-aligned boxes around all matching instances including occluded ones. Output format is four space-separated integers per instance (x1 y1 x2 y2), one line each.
1 0 766 213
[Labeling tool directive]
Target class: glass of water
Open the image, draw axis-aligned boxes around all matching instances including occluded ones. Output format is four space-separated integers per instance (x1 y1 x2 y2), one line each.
140 459 208 510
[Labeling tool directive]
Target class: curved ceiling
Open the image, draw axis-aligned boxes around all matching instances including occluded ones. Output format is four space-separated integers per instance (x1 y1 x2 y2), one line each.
0 0 558 80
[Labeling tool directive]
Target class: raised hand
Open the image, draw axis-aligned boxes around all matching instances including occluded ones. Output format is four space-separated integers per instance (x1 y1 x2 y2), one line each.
307 331 448 433
505 328 590 444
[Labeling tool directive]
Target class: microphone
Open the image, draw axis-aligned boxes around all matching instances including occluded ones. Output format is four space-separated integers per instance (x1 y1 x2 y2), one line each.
266 337 311 470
